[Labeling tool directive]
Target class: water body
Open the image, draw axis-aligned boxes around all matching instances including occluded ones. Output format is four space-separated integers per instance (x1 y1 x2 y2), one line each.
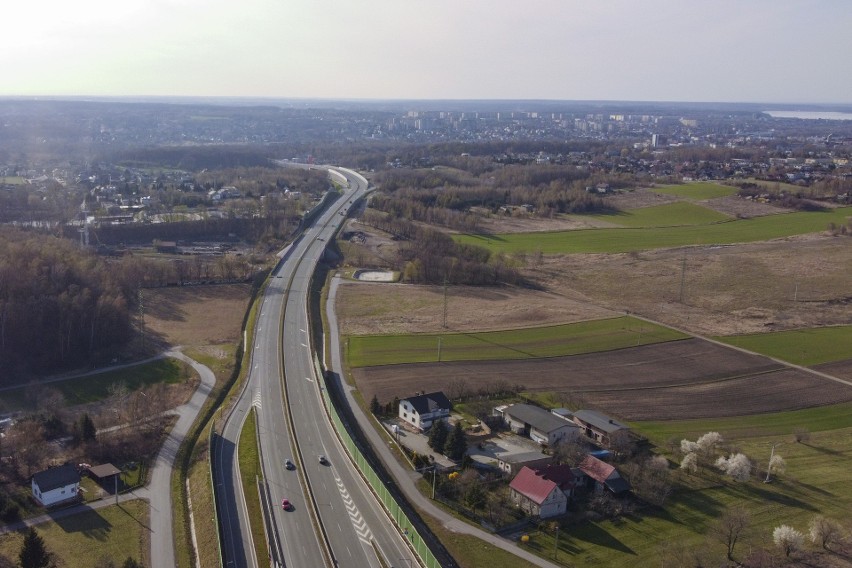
765 110 852 120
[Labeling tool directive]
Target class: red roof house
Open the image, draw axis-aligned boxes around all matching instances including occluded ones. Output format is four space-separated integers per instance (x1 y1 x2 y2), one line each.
508 464 576 519
577 455 631 494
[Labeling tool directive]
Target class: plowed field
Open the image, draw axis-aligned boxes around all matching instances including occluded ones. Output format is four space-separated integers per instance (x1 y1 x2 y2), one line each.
351 338 852 421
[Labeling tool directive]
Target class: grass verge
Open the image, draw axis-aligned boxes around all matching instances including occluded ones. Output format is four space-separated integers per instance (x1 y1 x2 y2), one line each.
347 317 688 367
239 408 267 565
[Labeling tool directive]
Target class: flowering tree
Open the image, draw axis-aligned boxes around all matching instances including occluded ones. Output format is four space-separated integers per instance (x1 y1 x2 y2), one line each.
715 453 752 482
773 525 804 557
680 452 698 473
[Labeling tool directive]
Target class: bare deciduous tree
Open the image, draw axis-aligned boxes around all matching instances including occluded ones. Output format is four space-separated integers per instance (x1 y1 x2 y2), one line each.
710 505 751 560
809 515 844 550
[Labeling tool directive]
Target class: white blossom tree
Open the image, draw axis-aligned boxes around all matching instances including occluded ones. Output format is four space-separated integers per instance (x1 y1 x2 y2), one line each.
715 453 752 482
680 452 699 473
773 525 804 557
696 432 723 454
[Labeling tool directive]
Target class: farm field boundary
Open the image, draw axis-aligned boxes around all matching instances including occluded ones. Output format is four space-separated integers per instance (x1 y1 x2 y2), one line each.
453 206 852 254
347 316 687 367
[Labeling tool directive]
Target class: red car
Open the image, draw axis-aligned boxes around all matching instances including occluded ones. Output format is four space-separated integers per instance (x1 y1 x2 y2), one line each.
281 498 292 511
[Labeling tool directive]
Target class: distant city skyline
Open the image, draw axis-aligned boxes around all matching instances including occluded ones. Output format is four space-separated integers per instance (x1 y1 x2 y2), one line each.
3 0 851 104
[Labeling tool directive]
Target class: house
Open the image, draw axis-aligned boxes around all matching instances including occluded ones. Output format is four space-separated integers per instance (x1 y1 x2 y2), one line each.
572 409 629 447
32 464 81 507
509 465 576 518
495 450 554 476
576 455 631 495
497 404 580 446
398 391 451 432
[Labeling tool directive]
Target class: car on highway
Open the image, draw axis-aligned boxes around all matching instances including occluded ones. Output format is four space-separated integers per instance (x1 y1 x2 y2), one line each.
318 454 328 465
284 458 295 470
281 498 292 511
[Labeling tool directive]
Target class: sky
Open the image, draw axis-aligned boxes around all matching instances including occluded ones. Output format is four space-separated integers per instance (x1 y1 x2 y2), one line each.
2 0 851 104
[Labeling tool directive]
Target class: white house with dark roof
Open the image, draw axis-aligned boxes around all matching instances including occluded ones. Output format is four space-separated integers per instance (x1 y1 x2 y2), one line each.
497 403 580 446
398 391 451 432
32 464 81 507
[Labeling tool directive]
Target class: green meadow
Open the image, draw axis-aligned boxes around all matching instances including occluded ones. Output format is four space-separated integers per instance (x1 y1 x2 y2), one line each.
652 182 738 200
714 325 852 366
454 206 852 254
0 176 26 185
588 201 731 228
346 317 688 367
0 358 188 412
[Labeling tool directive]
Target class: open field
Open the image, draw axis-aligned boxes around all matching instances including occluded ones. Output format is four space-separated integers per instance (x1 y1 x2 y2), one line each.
0 500 148 567
0 176 25 185
347 317 687 367
651 182 739 200
454 206 852 254
144 283 251 349
335 280 619 336
351 338 852 420
715 325 852 365
587 201 731 227
534 236 852 336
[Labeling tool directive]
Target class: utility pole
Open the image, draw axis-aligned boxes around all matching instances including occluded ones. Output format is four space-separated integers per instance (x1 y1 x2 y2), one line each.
137 287 145 350
764 442 783 483
678 255 687 303
442 276 448 329
437 337 442 362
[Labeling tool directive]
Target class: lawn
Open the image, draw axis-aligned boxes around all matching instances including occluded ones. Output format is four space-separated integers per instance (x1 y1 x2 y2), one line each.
651 182 738 200
588 201 731 227
346 317 688 367
0 500 148 567
0 176 26 185
453 206 852 254
0 358 189 412
714 325 852 366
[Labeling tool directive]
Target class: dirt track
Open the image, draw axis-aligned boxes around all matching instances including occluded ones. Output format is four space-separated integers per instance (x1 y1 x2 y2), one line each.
351 338 852 421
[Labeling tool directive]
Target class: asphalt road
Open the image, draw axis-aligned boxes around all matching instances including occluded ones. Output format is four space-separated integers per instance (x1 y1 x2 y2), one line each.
216 166 412 568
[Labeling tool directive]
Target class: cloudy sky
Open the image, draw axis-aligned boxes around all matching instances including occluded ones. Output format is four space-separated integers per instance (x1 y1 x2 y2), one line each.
2 0 850 103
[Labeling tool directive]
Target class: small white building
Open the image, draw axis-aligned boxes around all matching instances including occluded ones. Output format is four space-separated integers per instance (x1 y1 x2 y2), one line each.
509 464 576 519
32 464 80 507
398 391 451 432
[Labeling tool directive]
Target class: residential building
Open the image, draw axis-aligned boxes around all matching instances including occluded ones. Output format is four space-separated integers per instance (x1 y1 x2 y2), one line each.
495 450 554 476
398 391 451 432
572 409 629 447
509 464 576 518
32 464 81 507
496 403 580 446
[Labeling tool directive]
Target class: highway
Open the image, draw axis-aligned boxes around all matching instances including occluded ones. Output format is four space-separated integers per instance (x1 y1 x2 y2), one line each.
214 166 414 567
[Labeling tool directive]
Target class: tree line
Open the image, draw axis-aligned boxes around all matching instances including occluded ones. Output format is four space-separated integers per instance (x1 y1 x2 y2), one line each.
0 227 136 380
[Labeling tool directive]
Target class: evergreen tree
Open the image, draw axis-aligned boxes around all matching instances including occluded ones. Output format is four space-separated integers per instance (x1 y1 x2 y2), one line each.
427 419 448 453
19 528 55 568
444 422 468 461
80 413 97 443
122 558 143 568
369 395 381 416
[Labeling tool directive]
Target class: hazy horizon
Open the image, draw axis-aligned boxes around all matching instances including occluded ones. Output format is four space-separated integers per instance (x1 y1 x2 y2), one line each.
3 1 851 104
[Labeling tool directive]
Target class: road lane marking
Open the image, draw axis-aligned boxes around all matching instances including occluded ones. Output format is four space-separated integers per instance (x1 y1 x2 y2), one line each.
305 377 313 382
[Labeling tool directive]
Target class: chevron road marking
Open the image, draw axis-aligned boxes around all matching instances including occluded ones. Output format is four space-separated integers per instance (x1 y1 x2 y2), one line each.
335 476 373 545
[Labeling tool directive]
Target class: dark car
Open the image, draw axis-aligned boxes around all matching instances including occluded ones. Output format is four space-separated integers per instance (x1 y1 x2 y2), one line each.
284 458 295 470
281 498 292 511
318 455 328 465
